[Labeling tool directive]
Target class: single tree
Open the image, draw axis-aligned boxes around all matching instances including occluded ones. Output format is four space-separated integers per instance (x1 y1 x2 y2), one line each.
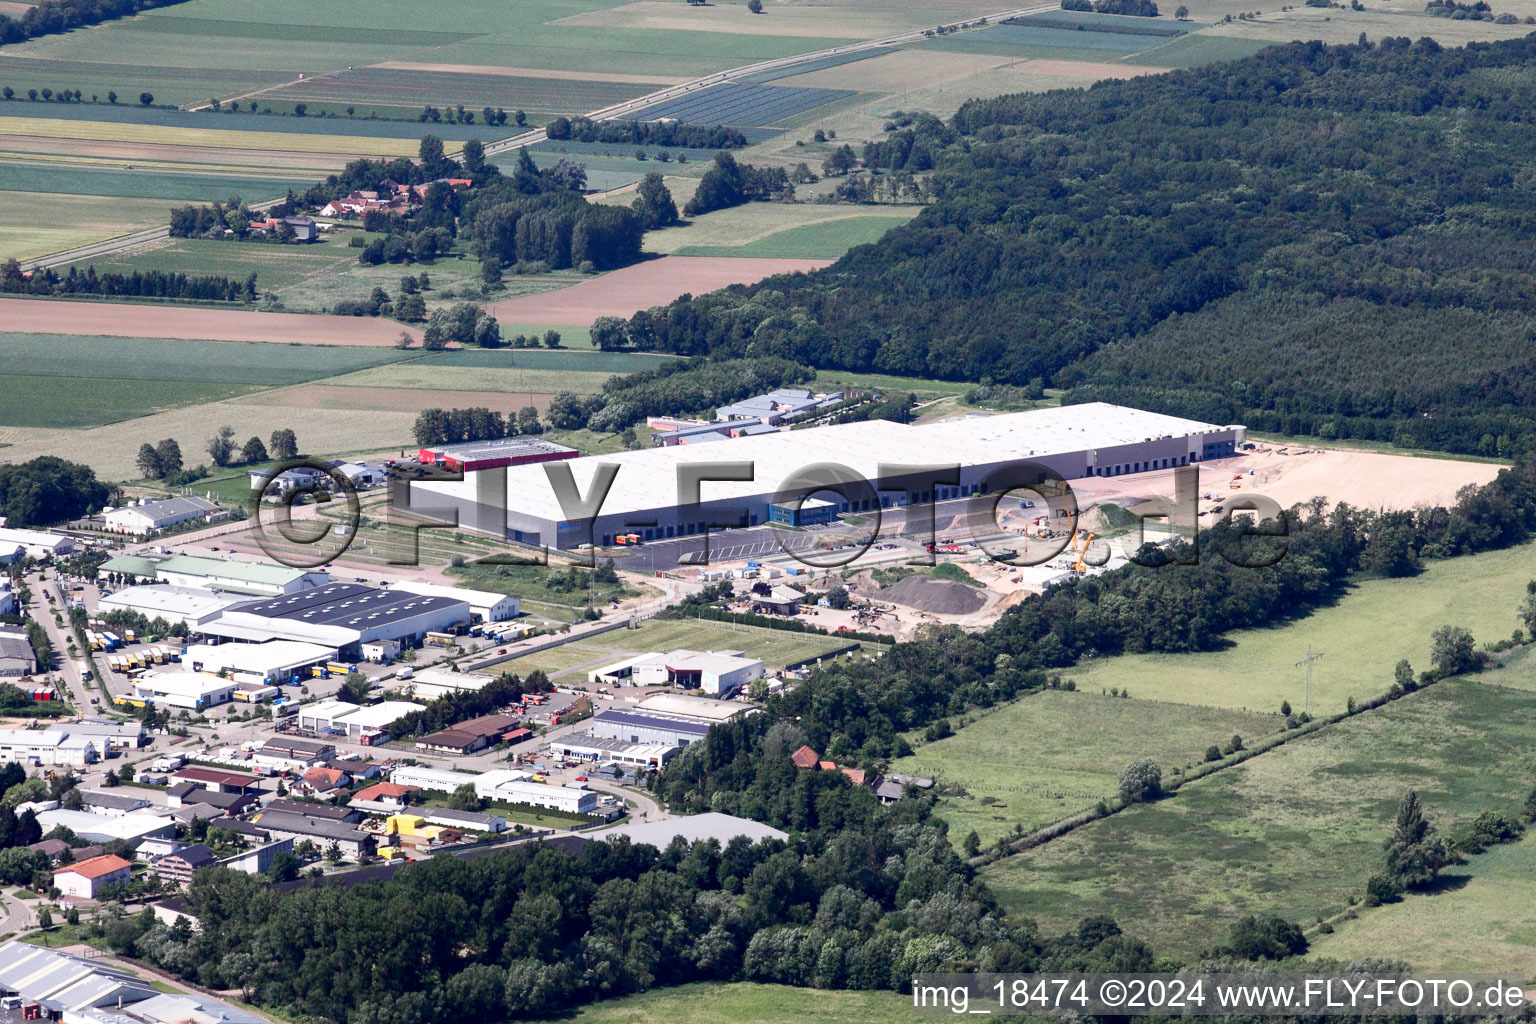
1430 624 1476 676
1175 3 1189 16
1118 758 1162 804
206 425 237 467
107 91 117 104
240 436 268 465
139 92 153 106
748 0 764 11
1383 789 1451 891
155 438 183 477
269 428 298 460
136 443 163 480
962 830 981 857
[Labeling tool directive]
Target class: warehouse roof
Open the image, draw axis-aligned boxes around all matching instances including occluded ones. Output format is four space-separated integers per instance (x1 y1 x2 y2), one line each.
392 580 516 610
133 672 234 698
590 710 711 737
254 810 370 843
415 403 1232 520
635 693 754 722
422 437 578 462
99 554 163 578
0 940 158 1010
230 583 465 628
333 700 424 729
98 585 249 621
110 496 219 525
55 854 132 880
158 555 320 587
603 811 786 848
183 640 335 675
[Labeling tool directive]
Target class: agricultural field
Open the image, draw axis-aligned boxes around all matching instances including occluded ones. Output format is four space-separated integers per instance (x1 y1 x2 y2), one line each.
269 252 518 314
0 332 407 385
629 82 859 128
264 66 653 116
484 255 834 325
0 190 184 261
809 368 974 399
892 690 1278 851
983 678 1536 958
0 374 261 429
61 236 363 292
1063 540 1536 716
315 363 619 397
675 212 916 258
0 161 309 201
518 982 912 1024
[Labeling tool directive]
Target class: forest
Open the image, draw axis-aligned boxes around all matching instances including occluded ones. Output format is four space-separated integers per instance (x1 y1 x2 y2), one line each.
592 36 1536 457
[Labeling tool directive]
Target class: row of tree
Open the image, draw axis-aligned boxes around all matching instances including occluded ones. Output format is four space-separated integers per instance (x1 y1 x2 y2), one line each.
411 406 542 446
136 429 296 480
0 260 253 303
544 116 748 150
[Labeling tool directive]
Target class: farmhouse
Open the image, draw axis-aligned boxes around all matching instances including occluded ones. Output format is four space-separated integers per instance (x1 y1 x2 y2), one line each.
102 496 222 536
412 403 1245 550
349 782 418 813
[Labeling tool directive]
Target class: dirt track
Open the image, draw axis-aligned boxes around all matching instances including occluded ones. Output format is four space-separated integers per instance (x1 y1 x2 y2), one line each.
0 298 421 345
485 255 833 325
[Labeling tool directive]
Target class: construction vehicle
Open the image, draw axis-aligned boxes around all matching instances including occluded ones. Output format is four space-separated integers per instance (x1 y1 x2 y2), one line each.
1072 532 1095 573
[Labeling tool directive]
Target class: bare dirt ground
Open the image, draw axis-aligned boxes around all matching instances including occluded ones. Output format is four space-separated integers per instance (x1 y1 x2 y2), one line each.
0 298 421 345
0 1 31 14
0 135 351 171
1064 448 1502 517
235 384 553 414
370 61 682 85
483 255 832 325
1011 58 1170 79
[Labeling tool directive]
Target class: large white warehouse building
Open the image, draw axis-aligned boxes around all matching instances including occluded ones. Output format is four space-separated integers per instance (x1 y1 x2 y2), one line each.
409 403 1244 549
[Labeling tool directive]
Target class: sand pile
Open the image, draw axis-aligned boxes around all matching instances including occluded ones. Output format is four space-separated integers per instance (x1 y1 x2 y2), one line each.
880 574 988 615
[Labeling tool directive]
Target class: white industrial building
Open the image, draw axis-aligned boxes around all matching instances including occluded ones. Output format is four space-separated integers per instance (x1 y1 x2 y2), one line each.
132 672 238 710
409 402 1245 549
102 496 222 536
0 629 33 678
33 808 177 845
0 728 100 766
296 699 424 740
603 812 787 848
585 651 763 696
98 584 251 628
399 668 495 700
0 527 75 559
635 692 756 722
183 640 335 685
588 709 712 748
388 765 597 814
393 581 519 622
149 555 330 596
554 735 679 770
197 583 470 658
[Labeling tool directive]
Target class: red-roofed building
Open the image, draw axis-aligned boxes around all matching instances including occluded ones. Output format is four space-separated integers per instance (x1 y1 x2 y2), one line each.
53 854 132 898
840 767 867 786
297 767 350 795
818 760 836 772
790 745 819 769
349 782 418 813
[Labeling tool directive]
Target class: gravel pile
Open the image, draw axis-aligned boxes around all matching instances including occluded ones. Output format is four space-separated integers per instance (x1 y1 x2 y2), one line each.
879 573 988 615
